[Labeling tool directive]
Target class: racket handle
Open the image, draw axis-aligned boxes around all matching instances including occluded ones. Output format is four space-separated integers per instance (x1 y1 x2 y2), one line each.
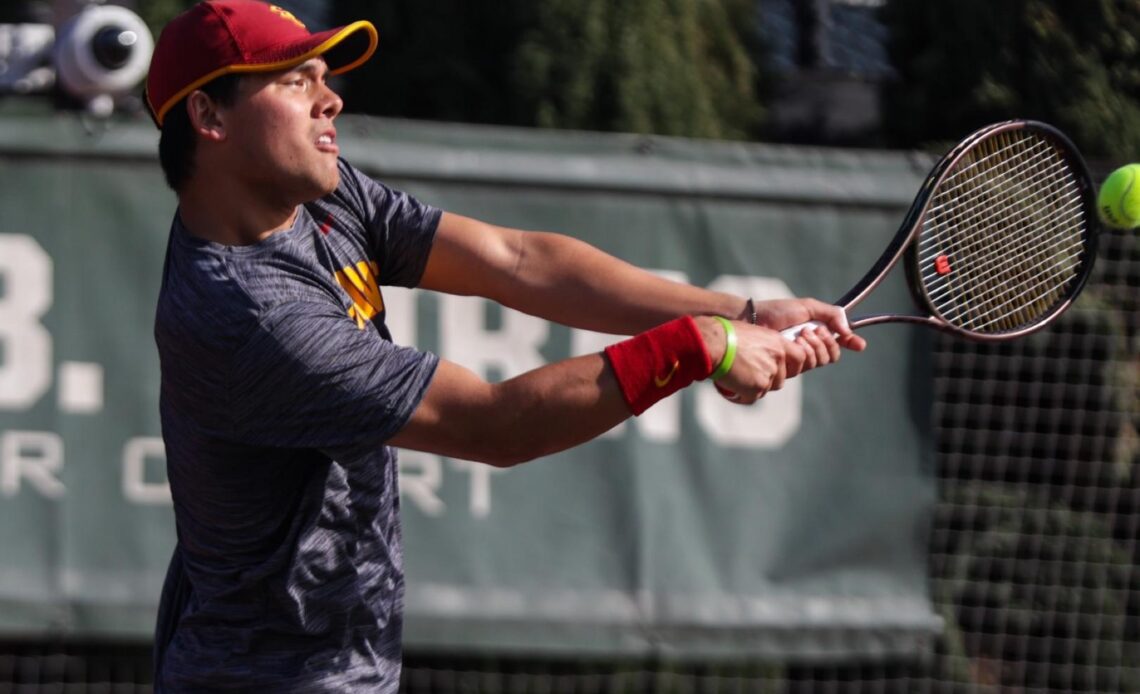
780 320 826 341
780 308 851 341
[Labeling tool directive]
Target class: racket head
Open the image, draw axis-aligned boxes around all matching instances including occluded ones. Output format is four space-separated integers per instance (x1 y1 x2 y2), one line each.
902 120 1098 341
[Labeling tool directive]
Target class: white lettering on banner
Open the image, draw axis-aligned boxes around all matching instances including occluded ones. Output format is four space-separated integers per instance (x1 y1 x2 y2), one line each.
399 450 445 517
381 285 415 347
0 234 808 518
448 459 504 518
0 235 53 410
57 361 104 414
0 430 65 498
122 437 171 504
440 295 547 380
697 276 801 447
397 452 504 518
570 270 690 443
380 274 804 450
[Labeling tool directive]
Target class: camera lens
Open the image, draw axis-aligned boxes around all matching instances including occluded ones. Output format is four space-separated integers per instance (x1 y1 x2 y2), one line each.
91 26 137 70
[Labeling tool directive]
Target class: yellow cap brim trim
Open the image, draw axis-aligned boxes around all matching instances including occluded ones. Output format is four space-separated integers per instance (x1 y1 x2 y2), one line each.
151 20 378 126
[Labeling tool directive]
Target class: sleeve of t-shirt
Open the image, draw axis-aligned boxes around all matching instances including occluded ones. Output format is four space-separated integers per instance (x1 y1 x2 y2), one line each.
226 300 439 457
336 160 442 288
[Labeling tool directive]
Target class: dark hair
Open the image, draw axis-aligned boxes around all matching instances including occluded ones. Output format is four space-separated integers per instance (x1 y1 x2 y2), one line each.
157 74 243 192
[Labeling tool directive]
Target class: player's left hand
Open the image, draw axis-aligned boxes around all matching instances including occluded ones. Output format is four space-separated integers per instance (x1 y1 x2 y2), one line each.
751 298 867 352
716 298 866 404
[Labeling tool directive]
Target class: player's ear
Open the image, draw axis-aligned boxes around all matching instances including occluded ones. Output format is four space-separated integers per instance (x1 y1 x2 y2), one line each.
186 90 227 142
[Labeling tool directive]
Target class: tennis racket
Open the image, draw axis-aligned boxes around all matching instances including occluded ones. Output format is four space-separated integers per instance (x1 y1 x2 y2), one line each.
783 120 1098 342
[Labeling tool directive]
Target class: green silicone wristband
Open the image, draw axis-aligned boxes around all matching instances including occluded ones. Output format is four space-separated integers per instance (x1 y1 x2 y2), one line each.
709 316 737 381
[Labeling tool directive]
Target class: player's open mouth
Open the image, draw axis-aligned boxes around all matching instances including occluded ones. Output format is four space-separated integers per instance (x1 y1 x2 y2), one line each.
316 132 338 154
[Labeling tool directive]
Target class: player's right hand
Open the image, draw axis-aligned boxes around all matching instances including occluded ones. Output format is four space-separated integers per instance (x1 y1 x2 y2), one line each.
696 315 848 405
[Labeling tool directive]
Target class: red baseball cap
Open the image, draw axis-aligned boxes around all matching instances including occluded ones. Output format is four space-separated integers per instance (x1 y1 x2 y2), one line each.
145 0 377 127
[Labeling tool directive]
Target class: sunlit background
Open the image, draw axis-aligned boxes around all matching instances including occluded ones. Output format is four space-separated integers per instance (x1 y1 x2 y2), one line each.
0 1 1136 692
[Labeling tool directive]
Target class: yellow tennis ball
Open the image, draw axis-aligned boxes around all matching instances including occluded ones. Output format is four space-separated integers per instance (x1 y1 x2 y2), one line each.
1097 163 1140 229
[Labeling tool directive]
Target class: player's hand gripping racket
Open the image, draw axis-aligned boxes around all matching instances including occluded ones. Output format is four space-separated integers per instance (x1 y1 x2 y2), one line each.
783 120 1098 342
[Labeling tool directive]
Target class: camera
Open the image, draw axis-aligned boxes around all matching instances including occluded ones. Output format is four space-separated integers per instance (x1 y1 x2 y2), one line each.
0 2 153 117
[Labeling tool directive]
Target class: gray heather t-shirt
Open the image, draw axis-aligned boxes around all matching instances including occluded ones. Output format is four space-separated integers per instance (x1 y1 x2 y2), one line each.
153 160 441 692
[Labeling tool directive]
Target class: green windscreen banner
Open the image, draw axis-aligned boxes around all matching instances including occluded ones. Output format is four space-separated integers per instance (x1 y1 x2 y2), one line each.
0 114 940 658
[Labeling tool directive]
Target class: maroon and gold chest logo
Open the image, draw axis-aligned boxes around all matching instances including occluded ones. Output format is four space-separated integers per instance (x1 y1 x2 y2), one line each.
335 260 384 329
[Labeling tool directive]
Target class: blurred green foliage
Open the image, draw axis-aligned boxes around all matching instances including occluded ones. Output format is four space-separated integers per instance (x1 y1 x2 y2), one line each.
881 0 1140 158
120 0 1140 153
936 484 1140 692
329 0 537 125
133 0 195 35
510 0 763 138
327 0 763 138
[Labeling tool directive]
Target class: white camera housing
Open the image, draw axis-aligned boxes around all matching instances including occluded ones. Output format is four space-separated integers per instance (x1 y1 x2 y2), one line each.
53 3 153 113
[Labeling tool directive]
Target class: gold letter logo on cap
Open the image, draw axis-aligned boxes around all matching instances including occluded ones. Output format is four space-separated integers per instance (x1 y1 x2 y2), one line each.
269 5 306 29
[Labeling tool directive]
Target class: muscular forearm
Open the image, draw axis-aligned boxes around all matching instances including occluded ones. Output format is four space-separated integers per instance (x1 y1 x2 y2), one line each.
390 355 633 467
405 214 865 467
420 214 746 335
496 231 744 334
488 354 631 465
390 316 731 467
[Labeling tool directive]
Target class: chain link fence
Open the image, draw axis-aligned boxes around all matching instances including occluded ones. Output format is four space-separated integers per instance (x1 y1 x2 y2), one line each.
1 226 1135 694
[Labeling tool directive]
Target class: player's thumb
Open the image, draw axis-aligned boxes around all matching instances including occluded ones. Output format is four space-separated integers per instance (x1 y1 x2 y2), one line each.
804 300 853 337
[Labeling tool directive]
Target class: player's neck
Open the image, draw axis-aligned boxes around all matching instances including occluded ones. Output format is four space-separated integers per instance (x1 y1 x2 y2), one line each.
176 176 298 246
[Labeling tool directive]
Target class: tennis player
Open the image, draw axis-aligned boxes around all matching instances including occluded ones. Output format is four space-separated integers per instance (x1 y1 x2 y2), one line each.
144 1 865 690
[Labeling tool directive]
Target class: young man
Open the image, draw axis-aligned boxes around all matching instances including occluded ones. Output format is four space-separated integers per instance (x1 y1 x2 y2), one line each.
144 1 866 690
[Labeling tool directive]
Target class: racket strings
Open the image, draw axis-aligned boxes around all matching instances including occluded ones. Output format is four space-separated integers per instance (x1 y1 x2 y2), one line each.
923 145 1073 236
936 195 1076 328
923 138 1074 266
921 137 1046 327
933 237 1084 327
958 137 1083 328
922 227 1084 308
927 135 1057 202
917 131 1086 333
922 137 1049 326
920 196 1084 301
967 245 1086 330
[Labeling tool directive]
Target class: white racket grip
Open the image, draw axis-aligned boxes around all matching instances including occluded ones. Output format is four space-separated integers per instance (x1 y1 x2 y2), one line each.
780 321 824 341
780 309 849 341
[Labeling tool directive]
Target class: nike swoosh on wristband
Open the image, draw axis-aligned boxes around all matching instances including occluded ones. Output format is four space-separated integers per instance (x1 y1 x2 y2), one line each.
654 360 680 388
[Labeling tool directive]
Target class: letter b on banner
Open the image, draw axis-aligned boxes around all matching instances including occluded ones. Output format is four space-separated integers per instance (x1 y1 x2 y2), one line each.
0 235 53 410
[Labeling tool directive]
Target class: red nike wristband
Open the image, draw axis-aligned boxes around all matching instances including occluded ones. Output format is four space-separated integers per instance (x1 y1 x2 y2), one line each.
604 316 713 416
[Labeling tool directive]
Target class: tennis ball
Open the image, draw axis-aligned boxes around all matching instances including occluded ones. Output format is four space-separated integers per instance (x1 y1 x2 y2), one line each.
1097 163 1140 229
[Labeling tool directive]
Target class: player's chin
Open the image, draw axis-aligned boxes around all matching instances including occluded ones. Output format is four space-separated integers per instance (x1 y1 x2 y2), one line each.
313 165 340 196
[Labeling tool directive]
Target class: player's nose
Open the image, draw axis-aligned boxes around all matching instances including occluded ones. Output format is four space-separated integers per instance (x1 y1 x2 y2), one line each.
315 82 343 120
